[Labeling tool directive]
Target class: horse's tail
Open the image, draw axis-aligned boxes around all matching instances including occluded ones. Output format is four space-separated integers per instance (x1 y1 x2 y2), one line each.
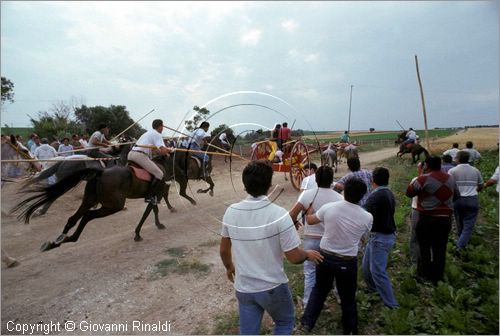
28 160 64 185
13 167 103 224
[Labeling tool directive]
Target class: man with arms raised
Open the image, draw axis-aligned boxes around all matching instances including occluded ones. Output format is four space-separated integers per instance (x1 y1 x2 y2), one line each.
220 160 323 335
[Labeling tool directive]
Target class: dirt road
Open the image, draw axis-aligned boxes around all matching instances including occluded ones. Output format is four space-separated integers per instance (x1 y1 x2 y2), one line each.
0 145 402 335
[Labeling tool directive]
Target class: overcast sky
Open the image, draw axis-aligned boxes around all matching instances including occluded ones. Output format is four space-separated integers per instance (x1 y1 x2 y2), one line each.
1 1 498 136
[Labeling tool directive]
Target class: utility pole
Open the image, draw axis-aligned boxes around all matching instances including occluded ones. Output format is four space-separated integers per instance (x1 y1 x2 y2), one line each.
415 55 430 151
347 85 353 133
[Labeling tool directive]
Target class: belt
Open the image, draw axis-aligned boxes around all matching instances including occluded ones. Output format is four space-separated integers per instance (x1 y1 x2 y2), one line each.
131 150 148 156
320 249 356 261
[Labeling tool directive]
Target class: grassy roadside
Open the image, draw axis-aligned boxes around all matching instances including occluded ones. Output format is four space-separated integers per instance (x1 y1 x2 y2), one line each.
214 150 498 334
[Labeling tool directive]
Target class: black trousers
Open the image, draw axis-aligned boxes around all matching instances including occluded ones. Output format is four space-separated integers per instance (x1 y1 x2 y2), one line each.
416 214 451 284
301 253 358 334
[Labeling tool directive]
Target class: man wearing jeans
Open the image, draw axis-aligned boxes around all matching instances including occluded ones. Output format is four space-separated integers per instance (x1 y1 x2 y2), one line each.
301 178 372 334
448 151 483 252
362 167 399 309
220 160 323 335
289 166 343 307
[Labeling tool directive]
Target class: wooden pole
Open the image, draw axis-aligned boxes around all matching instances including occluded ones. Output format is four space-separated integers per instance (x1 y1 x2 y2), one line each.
415 55 431 151
111 109 155 141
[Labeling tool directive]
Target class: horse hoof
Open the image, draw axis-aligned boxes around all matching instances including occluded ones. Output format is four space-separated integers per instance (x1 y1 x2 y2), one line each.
169 207 177 213
156 223 166 230
209 190 214 197
197 189 206 194
190 200 197 206
40 241 54 252
134 235 143 242
54 234 68 245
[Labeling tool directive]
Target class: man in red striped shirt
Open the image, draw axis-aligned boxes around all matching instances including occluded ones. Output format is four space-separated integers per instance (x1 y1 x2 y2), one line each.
406 156 459 285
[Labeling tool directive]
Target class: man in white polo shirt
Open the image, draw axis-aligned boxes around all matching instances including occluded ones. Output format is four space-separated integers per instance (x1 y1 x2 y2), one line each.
220 160 323 335
300 177 372 334
289 165 343 308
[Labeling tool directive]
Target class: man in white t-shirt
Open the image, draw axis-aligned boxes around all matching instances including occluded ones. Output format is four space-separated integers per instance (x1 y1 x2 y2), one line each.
462 141 481 165
300 177 372 334
300 163 318 191
218 132 231 163
443 143 460 163
128 119 174 204
34 138 58 185
86 124 113 161
220 160 323 335
289 166 343 307
184 122 211 176
484 166 500 192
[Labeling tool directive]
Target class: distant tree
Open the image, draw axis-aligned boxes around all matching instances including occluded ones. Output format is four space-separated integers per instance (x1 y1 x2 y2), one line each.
184 106 210 132
1 77 15 104
29 101 82 141
74 105 145 139
369 128 375 132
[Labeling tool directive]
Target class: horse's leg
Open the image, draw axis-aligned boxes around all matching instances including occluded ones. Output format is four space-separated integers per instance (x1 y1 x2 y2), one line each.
162 182 176 213
41 188 98 252
152 204 165 230
134 203 155 241
65 206 122 243
176 175 197 205
197 176 215 196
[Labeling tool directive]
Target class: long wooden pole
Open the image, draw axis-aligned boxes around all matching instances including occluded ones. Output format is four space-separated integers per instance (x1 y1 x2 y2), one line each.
415 55 431 151
111 109 155 141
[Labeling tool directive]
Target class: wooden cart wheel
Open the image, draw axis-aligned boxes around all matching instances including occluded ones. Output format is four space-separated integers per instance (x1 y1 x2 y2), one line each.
289 141 310 191
251 141 273 161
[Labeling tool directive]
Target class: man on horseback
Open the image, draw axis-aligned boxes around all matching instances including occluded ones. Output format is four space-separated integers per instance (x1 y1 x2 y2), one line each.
185 121 211 177
86 123 113 161
402 128 417 146
340 131 350 144
128 119 174 205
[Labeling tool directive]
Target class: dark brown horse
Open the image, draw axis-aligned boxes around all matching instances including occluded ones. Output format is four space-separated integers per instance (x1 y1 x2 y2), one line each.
397 143 429 163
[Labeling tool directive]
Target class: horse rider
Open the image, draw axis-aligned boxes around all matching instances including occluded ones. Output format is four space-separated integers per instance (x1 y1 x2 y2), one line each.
219 132 231 163
185 121 211 177
86 123 113 162
402 128 417 146
128 119 174 205
340 131 350 144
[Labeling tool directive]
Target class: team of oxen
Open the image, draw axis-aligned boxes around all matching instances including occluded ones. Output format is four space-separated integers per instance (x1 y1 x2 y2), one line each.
1 132 425 252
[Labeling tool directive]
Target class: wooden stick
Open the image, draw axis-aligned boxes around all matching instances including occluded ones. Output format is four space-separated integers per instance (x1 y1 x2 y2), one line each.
415 55 431 151
134 144 248 160
1 157 117 163
111 108 155 141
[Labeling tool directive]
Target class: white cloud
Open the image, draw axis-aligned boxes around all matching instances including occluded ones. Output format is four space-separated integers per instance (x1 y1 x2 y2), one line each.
281 19 298 32
304 53 320 63
241 29 262 46
294 88 320 101
263 84 274 91
234 66 252 78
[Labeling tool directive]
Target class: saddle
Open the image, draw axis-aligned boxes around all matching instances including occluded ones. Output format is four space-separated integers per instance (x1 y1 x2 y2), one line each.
128 163 152 182
405 143 415 150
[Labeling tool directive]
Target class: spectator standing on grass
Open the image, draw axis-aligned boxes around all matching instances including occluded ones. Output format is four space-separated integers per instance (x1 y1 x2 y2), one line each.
406 156 459 285
289 166 343 308
462 141 481 165
483 166 500 193
361 167 399 309
300 177 372 334
408 161 424 266
300 163 318 191
334 157 372 206
443 143 460 163
448 151 484 252
219 160 323 335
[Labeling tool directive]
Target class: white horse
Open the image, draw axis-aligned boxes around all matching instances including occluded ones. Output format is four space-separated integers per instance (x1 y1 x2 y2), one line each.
344 143 359 160
321 142 338 172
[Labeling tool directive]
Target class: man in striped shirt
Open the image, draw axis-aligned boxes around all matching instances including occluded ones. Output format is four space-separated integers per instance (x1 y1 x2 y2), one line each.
406 156 459 284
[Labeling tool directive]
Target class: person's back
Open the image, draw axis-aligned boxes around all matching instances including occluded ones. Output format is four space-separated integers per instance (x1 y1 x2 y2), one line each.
34 139 57 160
462 141 481 164
443 143 460 162
220 160 322 335
335 157 372 206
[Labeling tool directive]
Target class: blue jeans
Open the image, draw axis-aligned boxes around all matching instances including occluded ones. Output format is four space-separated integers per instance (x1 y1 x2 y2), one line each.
189 143 209 162
361 232 399 308
454 196 479 249
303 238 321 306
301 253 358 334
236 283 295 335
